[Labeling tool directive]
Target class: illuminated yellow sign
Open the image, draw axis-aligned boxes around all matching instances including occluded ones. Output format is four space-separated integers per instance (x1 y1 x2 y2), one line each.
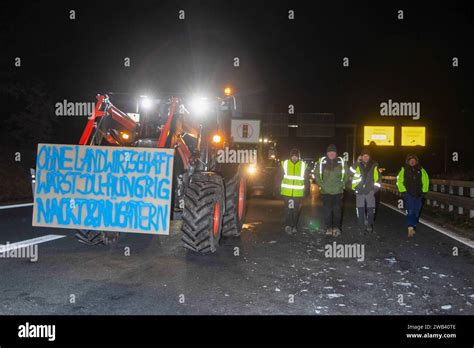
363 126 395 146
401 127 426 146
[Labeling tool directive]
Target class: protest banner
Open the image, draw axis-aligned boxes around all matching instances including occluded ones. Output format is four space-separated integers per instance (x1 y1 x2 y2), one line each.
32 144 174 235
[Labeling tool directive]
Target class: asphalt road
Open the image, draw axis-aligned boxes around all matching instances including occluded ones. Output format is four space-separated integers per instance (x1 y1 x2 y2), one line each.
0 189 473 315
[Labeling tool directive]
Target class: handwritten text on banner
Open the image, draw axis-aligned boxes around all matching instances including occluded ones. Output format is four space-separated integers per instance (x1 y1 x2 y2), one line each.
32 144 174 235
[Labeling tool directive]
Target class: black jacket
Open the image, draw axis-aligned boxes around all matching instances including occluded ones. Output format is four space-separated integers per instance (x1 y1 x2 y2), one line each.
403 164 424 197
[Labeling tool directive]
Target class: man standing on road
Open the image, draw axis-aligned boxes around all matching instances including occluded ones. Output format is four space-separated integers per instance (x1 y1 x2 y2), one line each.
278 149 310 235
396 154 430 237
350 148 381 233
315 144 348 237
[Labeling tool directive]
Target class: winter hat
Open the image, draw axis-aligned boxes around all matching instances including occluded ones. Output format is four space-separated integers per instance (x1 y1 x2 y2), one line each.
360 148 371 156
405 154 419 164
326 144 337 153
290 148 300 157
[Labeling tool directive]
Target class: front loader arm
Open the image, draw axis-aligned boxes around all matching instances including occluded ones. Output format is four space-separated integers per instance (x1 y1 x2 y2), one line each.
79 94 137 145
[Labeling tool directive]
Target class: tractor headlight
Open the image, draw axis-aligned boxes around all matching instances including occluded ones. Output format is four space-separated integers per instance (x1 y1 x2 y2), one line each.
189 96 209 116
212 134 222 144
140 96 153 110
247 165 257 175
120 131 132 143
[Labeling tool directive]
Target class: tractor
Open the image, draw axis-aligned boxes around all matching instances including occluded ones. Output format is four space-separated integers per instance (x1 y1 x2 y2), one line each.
72 91 247 253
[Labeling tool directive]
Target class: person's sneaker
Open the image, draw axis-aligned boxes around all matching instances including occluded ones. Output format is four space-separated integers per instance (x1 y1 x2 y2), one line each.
292 227 298 234
325 227 334 235
408 227 415 237
332 227 341 237
284 226 293 235
366 224 374 233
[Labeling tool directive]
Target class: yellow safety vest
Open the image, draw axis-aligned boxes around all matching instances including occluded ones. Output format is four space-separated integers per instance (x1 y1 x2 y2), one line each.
281 160 306 197
351 163 380 191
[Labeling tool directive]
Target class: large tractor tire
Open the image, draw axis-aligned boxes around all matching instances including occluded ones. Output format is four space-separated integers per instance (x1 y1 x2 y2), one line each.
222 172 247 237
75 230 120 246
181 176 225 253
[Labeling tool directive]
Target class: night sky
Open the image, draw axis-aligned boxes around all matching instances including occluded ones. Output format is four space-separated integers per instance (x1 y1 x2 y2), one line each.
2 0 474 174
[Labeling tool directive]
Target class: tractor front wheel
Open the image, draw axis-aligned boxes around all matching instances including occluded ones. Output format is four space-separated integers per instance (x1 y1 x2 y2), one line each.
181 178 225 253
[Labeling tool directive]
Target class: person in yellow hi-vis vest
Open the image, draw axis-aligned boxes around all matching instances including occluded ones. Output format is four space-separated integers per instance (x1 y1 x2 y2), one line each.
277 149 310 235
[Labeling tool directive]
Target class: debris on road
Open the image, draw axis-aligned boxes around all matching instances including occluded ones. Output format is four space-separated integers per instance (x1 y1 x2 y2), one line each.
327 293 344 299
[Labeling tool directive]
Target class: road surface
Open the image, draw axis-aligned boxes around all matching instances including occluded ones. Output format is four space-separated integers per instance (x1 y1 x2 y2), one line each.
0 189 473 315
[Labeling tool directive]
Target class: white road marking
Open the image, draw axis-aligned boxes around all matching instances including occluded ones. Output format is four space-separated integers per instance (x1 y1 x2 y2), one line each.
380 202 474 249
0 235 65 253
0 202 33 210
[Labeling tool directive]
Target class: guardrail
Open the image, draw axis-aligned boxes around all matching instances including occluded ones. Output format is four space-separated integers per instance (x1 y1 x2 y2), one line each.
381 176 474 218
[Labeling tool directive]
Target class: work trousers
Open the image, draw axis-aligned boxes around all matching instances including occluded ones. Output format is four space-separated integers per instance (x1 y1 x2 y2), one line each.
356 191 376 227
283 197 302 227
404 193 423 228
321 193 343 229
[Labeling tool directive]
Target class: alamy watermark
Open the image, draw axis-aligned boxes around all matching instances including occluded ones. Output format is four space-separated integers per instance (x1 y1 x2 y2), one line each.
18 322 55 341
380 99 420 120
0 243 38 262
55 99 95 117
324 241 365 262
216 147 257 164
